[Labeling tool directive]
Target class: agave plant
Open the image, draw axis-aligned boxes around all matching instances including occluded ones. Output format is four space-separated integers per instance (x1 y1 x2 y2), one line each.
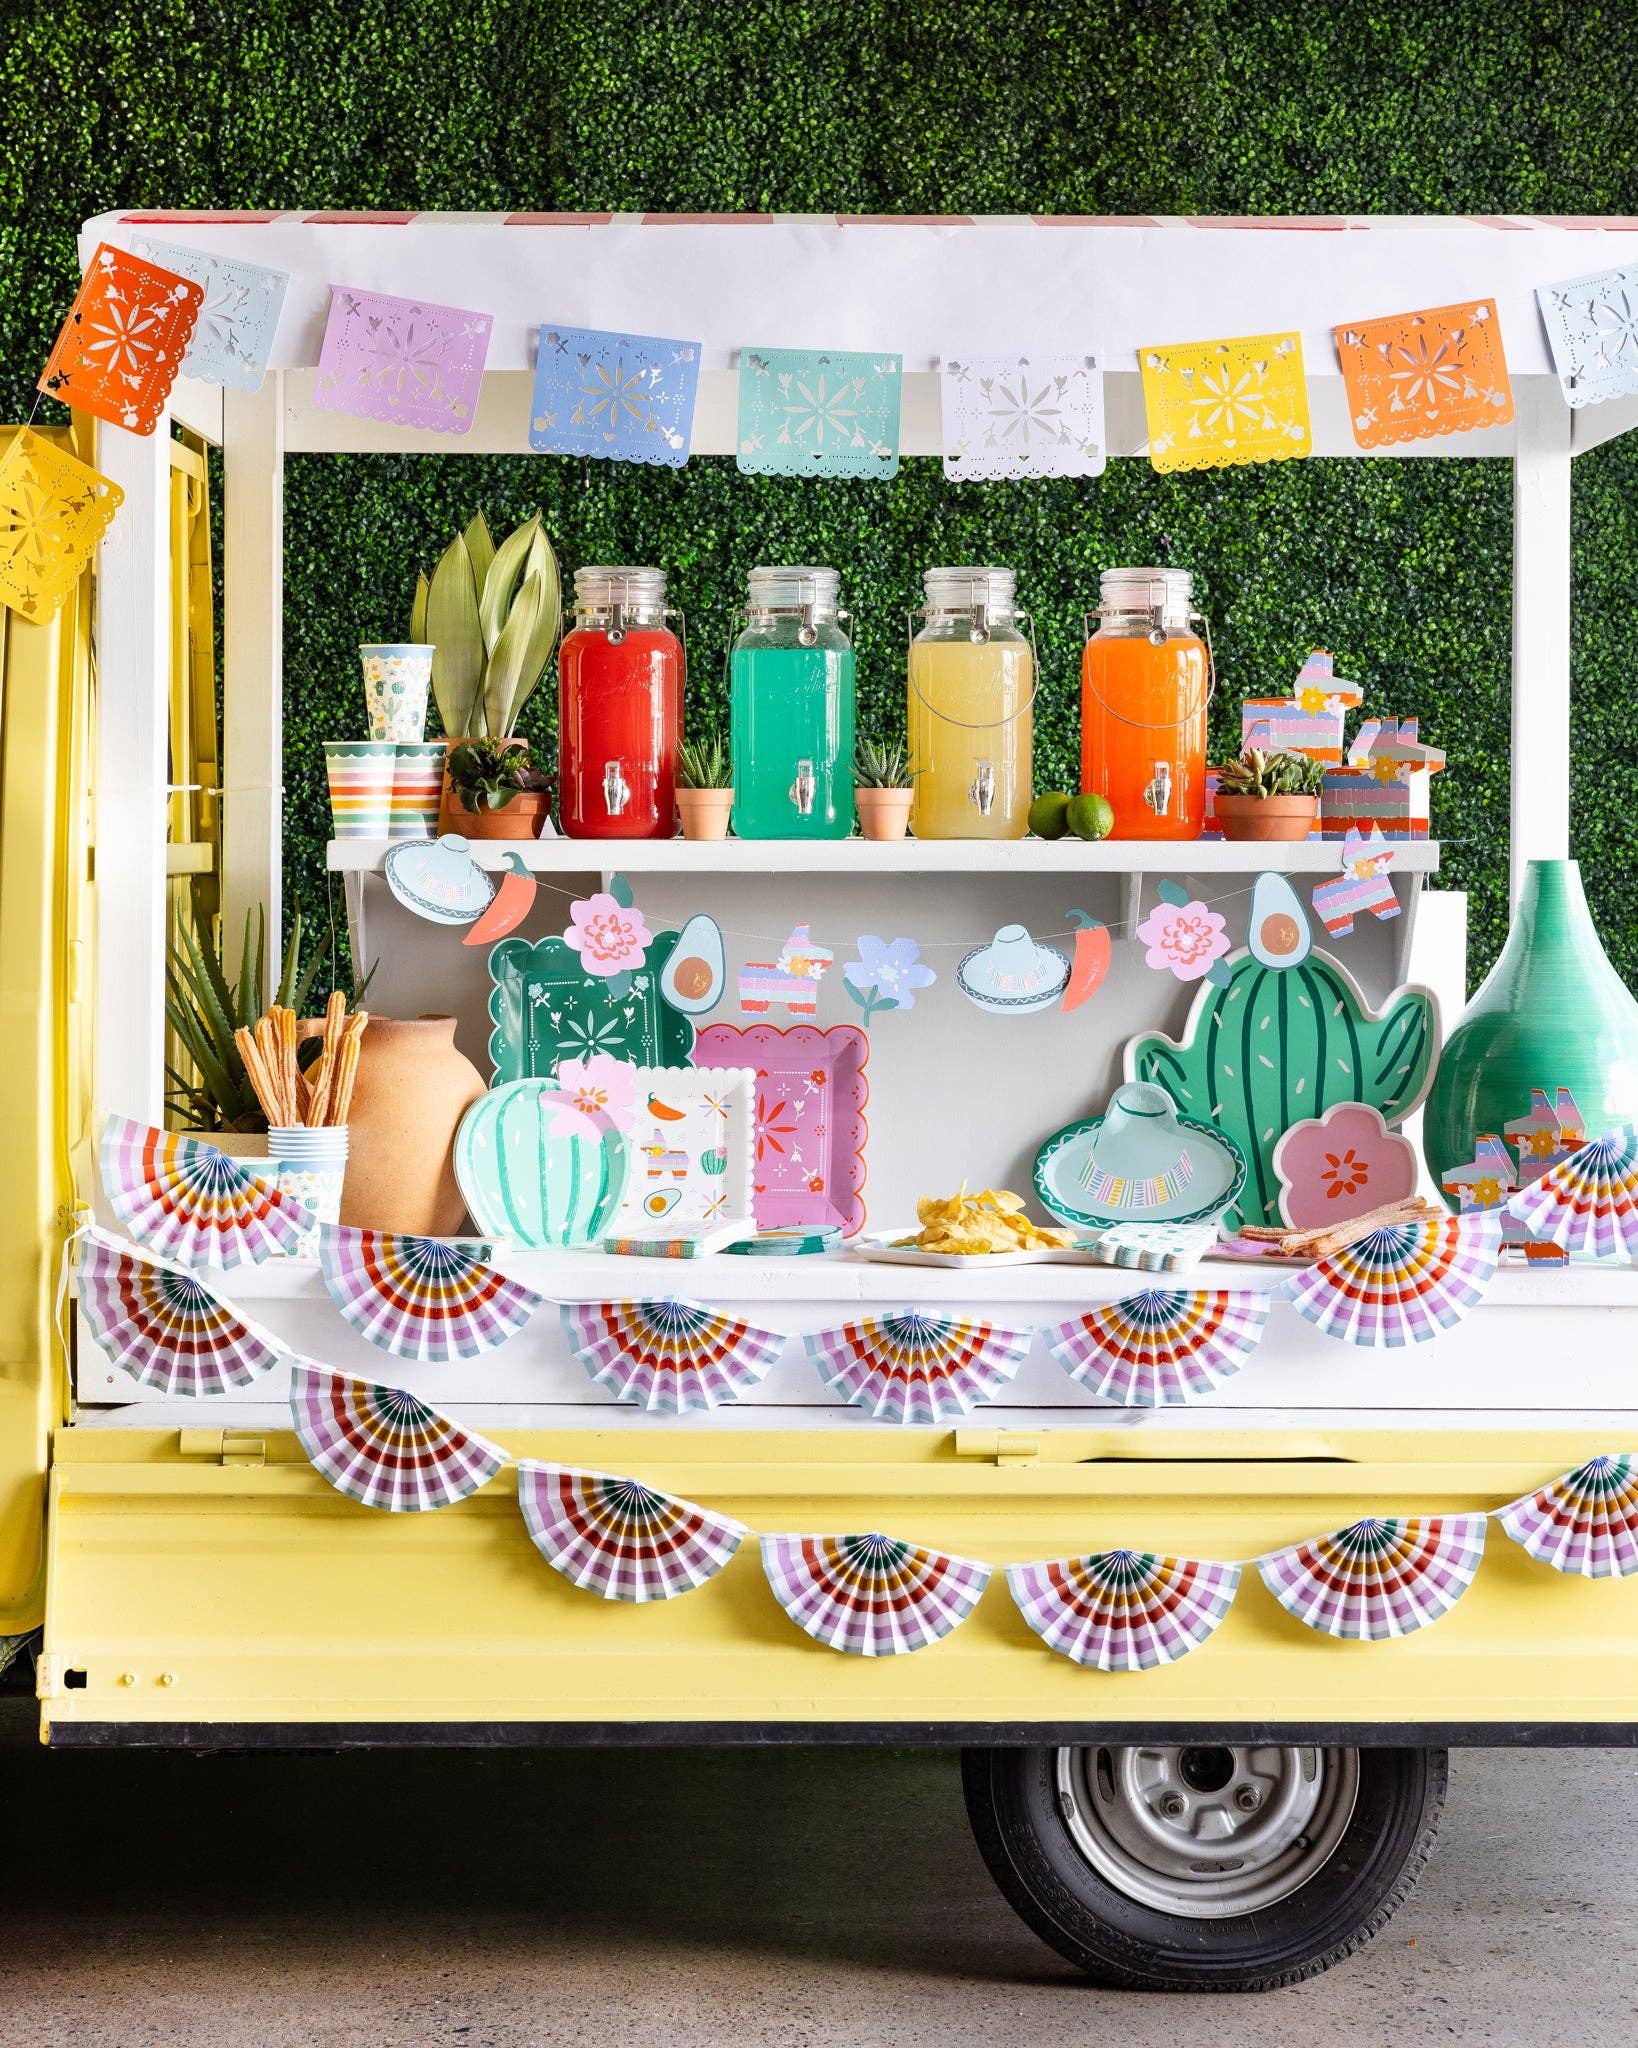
853 736 911 789
412 510 562 739
1214 746 1326 799
676 735 732 789
165 897 353 1131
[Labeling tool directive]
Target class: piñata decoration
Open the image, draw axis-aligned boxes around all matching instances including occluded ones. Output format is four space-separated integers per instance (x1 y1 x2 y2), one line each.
1497 1455 1638 1578
317 1224 544 1364
1006 1550 1242 1671
1504 1126 1638 1260
561 1297 785 1412
760 1532 990 1656
1041 1288 1269 1406
1259 1514 1487 1639
1285 1210 1503 1347
516 1461 747 1602
288 1361 507 1512
100 1114 309 1268
74 1230 284 1396
804 1312 1033 1424
39 242 204 433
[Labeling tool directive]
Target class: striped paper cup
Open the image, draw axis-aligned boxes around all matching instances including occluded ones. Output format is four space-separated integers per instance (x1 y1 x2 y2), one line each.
391 740 448 839
324 740 397 839
265 1124 349 1260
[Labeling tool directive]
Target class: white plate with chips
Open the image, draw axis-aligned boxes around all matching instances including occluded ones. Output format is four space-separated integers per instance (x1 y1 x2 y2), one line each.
850 1230 1067 1271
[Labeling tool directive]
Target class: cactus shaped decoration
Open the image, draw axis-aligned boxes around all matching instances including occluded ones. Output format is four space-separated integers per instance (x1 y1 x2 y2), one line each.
1125 949 1438 1228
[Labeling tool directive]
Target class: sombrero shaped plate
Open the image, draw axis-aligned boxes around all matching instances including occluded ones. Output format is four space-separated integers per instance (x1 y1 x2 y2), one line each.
1035 1085 1247 1230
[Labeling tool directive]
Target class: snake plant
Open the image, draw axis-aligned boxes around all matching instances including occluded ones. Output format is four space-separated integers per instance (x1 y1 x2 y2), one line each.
412 510 562 739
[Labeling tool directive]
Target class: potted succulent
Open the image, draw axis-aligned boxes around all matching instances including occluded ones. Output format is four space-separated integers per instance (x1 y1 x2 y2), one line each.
412 509 561 835
675 736 735 841
1212 747 1326 841
854 737 914 842
442 736 555 840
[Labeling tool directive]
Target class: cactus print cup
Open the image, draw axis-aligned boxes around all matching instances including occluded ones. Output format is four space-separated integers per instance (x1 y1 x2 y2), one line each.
360 642 434 742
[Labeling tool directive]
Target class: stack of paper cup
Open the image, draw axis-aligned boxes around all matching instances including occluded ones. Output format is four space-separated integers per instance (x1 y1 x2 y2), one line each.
265 1124 349 1260
325 741 398 839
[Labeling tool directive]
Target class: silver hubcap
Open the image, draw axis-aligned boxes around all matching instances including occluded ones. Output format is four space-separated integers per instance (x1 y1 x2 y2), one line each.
1056 1744 1360 1918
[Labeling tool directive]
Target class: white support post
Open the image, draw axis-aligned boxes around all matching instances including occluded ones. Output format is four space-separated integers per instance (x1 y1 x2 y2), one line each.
93 418 172 1126
221 378 285 956
1510 381 1574 905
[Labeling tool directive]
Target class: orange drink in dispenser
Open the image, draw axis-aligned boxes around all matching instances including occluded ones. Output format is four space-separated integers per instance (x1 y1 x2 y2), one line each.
907 567 1034 839
1080 567 1211 840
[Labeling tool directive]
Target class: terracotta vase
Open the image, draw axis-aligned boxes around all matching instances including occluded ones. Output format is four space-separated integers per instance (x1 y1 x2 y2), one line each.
856 788 914 842
437 737 555 839
1215 794 1319 842
676 788 733 840
338 1015 486 1236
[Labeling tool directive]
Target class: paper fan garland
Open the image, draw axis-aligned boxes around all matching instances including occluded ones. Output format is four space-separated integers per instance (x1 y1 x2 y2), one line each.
75 1231 285 1396
1504 1126 1638 1259
517 1461 748 1602
1285 1211 1503 1348
1259 1514 1487 1640
318 1224 544 1363
1497 1455 1638 1578
1041 1288 1269 1406
561 1298 786 1413
760 1532 991 1656
289 1361 507 1512
1007 1550 1242 1671
805 1312 1033 1423
101 1115 310 1268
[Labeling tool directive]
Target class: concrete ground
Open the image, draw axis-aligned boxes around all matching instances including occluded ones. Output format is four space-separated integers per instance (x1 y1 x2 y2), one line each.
0 1701 1630 2047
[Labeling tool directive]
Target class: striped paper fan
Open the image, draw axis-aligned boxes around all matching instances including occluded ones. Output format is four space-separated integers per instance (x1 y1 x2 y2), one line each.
1040 1288 1269 1405
75 1229 285 1396
1258 1514 1487 1640
561 1298 786 1413
804 1312 1032 1423
1505 1127 1638 1259
101 1114 309 1267
288 1360 507 1511
1497 1454 1638 1578
318 1224 544 1363
760 1532 991 1656
517 1461 748 1602
1285 1212 1503 1348
1006 1550 1242 1671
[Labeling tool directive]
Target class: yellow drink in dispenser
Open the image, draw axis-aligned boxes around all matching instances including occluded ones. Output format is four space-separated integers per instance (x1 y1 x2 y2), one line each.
907 567 1034 839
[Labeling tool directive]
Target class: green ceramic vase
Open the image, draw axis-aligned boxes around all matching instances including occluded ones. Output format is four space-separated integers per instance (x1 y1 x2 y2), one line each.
1423 858 1638 1194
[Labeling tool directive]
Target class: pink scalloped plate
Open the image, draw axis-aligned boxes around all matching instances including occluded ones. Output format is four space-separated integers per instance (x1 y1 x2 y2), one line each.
693 1022 869 1237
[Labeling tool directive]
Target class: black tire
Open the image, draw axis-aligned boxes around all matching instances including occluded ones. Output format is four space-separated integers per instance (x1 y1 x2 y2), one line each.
962 1742 1447 1991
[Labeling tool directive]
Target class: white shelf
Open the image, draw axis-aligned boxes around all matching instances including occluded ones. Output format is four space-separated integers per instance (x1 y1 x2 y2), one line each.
327 836 1443 878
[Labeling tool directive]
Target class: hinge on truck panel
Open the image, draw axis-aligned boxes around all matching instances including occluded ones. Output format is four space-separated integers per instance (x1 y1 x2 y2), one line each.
952 1429 1040 1465
177 1427 266 1466
35 1652 62 1698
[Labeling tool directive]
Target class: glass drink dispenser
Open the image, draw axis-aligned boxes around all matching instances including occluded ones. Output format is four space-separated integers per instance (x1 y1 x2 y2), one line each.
907 566 1034 840
729 567 856 839
558 566 683 839
1080 566 1212 841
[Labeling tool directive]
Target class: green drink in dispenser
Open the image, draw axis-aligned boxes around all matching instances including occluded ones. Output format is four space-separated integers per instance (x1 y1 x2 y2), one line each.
729 567 856 839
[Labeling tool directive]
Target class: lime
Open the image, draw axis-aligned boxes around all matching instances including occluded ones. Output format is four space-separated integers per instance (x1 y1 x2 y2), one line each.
1027 792 1071 840
1066 792 1116 841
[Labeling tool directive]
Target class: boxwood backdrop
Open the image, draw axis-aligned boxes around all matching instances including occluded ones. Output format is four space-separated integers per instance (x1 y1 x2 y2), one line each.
5 2 1637 986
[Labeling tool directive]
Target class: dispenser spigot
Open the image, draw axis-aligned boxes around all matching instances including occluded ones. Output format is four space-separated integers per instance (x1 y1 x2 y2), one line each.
789 759 817 817
603 760 632 816
969 759 997 815
1143 761 1173 817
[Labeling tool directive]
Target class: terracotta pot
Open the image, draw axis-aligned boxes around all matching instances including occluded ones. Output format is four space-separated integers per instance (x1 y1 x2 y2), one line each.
437 737 555 839
337 1015 486 1236
1215 794 1320 843
856 787 914 842
676 788 733 841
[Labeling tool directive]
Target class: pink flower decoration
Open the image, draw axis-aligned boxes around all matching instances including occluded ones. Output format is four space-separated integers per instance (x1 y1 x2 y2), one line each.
563 892 652 977
550 1054 637 1136
1272 1102 1419 1231
1135 899 1230 982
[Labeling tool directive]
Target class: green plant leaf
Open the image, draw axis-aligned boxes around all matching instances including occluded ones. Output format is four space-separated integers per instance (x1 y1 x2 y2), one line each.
482 564 546 739
427 533 485 736
274 900 303 1010
179 921 244 1057
463 509 496 597
410 569 428 645
478 514 542 659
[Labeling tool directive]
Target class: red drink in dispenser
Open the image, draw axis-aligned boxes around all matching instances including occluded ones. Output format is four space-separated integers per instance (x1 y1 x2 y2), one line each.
558 566 683 838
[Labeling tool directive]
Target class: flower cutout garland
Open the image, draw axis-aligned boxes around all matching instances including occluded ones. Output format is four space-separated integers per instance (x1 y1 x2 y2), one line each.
564 892 652 978
1136 883 1232 986
843 935 936 1025
550 1054 639 1138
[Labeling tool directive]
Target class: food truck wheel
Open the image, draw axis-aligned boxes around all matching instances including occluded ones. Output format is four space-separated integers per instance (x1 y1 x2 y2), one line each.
962 1743 1446 1990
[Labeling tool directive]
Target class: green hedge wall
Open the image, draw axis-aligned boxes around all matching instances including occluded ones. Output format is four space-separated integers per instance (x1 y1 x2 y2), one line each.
5 1 1638 986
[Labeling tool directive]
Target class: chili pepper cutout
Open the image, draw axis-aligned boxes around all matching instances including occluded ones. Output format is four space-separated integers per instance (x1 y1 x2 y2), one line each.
463 852 537 946
1062 909 1111 1012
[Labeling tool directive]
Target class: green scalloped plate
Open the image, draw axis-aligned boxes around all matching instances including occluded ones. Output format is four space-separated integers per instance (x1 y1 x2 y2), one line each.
486 930 695 1083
